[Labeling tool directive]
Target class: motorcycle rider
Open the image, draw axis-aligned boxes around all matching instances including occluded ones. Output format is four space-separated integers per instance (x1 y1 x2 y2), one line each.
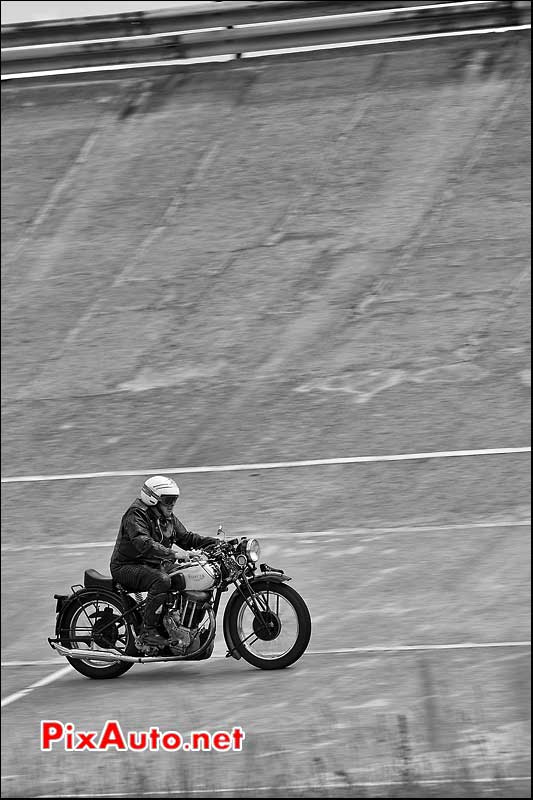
110 475 218 649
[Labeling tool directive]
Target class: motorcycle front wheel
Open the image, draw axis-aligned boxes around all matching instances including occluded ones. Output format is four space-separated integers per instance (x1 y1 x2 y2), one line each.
59 590 136 679
228 582 311 669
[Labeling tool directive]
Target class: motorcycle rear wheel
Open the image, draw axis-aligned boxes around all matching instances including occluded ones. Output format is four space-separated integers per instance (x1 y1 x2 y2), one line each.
59 590 135 679
228 582 311 669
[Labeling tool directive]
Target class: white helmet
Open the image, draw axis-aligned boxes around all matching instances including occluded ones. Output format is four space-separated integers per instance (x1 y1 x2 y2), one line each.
140 475 180 506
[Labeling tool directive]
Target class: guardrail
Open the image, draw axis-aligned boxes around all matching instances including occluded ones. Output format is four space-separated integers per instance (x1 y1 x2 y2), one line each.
4 2 510 45
1 0 530 76
0 2 469 46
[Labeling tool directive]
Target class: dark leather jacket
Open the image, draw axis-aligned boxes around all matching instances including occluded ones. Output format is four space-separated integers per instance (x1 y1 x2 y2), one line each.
110 498 217 571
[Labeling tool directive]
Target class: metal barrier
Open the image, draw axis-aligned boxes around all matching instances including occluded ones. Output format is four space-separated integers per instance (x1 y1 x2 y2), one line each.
1 0 530 76
0 2 494 46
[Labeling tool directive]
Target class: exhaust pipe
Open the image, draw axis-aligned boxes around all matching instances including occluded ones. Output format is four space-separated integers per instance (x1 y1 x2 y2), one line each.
49 627 216 663
50 640 142 662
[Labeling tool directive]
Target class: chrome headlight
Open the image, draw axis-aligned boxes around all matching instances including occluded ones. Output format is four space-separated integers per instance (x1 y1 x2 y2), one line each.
245 538 261 563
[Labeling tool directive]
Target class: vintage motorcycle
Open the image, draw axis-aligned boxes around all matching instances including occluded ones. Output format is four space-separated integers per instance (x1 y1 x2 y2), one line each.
48 528 312 679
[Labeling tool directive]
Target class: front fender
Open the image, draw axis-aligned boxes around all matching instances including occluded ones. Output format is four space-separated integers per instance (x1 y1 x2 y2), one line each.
249 572 291 586
222 588 243 661
222 573 292 659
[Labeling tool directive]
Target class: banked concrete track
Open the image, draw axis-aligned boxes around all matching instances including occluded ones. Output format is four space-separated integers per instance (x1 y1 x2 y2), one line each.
1 32 531 797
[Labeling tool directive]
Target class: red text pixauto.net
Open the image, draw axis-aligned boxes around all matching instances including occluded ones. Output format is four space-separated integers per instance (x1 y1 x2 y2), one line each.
41 720 245 752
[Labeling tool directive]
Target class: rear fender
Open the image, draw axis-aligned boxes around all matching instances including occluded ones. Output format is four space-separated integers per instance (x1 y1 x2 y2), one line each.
54 594 70 615
54 587 139 638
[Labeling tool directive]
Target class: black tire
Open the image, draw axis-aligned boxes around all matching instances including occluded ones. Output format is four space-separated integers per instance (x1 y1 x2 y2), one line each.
227 582 311 670
59 590 136 680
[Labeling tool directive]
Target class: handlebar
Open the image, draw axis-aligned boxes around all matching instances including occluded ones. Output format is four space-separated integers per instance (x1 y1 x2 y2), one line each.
171 537 246 563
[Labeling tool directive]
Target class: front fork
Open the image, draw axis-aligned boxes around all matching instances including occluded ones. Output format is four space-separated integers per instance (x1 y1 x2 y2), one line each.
222 571 291 660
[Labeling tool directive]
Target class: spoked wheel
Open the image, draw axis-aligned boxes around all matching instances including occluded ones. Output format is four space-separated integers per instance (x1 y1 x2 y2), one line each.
228 582 311 669
59 591 136 679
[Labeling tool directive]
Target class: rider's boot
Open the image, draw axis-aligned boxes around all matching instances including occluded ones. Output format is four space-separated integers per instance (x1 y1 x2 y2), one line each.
137 593 169 648
138 627 168 648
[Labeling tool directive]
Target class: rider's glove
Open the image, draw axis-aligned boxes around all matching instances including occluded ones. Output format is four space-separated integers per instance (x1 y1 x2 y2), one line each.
203 537 220 549
163 550 177 562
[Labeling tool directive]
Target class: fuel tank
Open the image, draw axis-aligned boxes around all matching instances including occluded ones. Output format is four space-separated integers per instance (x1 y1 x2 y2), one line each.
172 561 217 591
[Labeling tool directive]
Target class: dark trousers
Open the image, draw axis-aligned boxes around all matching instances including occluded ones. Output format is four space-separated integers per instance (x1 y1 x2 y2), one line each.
111 563 183 628
111 562 173 595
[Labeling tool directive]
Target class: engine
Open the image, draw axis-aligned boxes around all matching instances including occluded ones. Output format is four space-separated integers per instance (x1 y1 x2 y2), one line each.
163 592 211 656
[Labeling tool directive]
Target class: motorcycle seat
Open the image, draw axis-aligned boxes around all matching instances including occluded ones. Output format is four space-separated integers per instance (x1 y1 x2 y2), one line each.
84 569 115 591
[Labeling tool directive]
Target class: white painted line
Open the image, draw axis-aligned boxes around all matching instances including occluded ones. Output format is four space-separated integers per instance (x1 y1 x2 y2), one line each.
270 519 533 537
0 665 72 708
237 1 495 27
1 446 530 484
32 775 532 797
1 28 226 51
241 23 531 58
1 23 530 80
1 518 530 553
1 53 237 80
307 641 531 655
1 660 63 667
2 639 531 669
1 519 530 553
1 541 115 552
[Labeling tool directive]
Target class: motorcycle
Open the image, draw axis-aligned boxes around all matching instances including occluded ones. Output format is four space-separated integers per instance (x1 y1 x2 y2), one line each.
48 527 312 679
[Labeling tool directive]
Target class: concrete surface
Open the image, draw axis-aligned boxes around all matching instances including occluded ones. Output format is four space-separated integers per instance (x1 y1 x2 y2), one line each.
1 30 531 797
